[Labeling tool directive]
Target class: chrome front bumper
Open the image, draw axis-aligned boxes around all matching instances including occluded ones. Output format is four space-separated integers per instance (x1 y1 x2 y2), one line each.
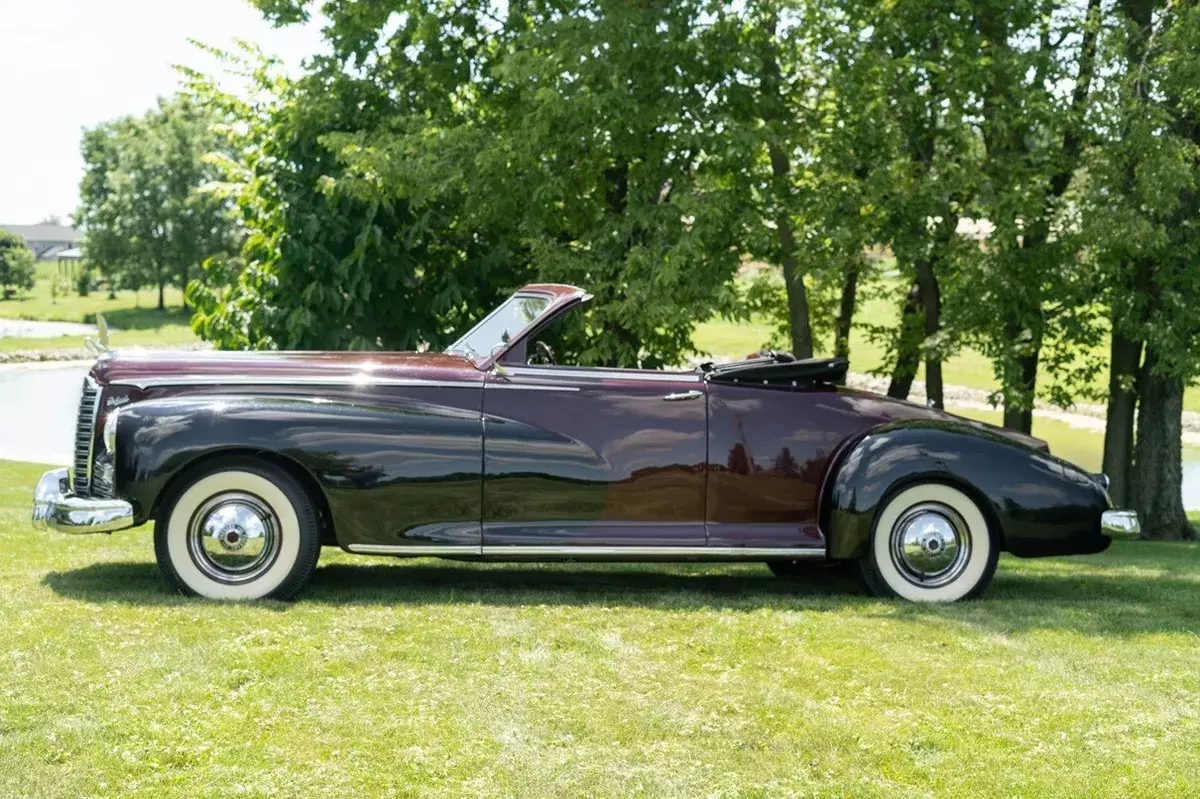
32 468 134 534
1101 509 1141 541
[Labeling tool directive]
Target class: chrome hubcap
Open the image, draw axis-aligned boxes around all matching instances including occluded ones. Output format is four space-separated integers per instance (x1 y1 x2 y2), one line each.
187 492 280 583
889 502 971 587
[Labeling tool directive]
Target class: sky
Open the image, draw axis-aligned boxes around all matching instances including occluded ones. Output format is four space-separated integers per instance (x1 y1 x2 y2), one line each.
0 0 326 224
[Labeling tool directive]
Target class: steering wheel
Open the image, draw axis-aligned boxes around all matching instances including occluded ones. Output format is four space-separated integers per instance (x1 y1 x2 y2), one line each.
528 340 557 366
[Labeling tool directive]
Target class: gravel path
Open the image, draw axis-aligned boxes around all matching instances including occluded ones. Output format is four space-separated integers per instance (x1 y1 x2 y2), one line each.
0 341 212 364
0 318 99 339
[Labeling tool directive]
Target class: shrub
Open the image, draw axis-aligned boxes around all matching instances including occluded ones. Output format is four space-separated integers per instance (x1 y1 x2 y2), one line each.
75 266 94 297
0 230 36 299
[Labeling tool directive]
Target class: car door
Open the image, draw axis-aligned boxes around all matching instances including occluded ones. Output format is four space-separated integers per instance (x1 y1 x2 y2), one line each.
481 365 708 549
704 380 835 550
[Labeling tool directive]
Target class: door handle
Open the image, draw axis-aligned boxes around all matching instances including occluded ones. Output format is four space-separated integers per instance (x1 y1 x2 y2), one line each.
662 390 703 402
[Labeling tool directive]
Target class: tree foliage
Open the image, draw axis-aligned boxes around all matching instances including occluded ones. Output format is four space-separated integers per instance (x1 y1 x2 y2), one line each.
193 2 746 366
185 44 515 352
0 230 36 299
76 94 237 310
1084 0 1200 538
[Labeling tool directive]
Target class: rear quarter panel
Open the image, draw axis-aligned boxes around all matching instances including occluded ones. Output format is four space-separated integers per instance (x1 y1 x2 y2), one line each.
824 422 1111 558
705 384 902 548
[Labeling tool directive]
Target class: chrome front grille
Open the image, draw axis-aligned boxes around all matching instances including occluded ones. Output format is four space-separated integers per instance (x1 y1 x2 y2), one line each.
72 378 100 497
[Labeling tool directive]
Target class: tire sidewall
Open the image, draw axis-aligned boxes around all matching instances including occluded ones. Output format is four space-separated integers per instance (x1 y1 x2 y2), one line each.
864 483 996 602
158 467 307 600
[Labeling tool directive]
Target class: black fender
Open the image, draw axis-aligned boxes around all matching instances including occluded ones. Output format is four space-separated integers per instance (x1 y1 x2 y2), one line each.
822 421 1111 559
112 393 483 548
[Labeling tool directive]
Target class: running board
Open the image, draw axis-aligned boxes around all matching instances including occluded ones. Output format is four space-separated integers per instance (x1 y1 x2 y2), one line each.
347 544 827 560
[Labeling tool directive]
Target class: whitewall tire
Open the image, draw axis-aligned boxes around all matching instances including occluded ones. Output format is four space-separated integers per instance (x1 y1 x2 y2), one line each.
155 461 322 600
859 483 998 602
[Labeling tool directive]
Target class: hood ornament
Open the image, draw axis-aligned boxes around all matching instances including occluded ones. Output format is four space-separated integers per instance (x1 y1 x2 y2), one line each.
84 313 111 357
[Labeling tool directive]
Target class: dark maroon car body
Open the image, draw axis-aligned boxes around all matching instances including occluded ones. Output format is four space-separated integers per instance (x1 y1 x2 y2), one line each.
54 283 1118 569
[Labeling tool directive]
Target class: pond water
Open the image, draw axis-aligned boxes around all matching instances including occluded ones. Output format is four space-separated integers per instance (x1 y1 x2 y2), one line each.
1182 461 1200 511
0 318 97 339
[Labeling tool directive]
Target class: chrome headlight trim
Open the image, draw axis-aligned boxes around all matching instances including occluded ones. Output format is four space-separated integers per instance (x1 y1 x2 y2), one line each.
103 407 120 455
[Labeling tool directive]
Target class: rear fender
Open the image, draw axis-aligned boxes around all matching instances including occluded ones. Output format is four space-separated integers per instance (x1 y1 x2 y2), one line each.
822 421 1110 559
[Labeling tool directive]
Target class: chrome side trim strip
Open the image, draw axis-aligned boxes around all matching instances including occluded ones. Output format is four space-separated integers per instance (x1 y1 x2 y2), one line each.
486 384 581 392
109 375 484 390
502 366 702 384
483 546 826 558
347 544 826 559
348 544 483 555
114 369 699 390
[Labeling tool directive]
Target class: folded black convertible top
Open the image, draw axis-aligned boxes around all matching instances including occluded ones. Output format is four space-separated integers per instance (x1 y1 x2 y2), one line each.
704 355 849 387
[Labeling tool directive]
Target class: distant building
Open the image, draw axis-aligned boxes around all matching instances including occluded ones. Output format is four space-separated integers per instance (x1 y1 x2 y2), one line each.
0 223 84 260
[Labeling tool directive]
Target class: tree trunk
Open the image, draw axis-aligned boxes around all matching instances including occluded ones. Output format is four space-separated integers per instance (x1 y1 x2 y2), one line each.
1001 350 1039 433
914 258 943 409
157 279 165 311
181 263 190 313
778 223 814 360
1131 348 1190 540
888 282 922 400
758 9 813 360
1103 330 1143 507
833 261 859 379
769 139 813 359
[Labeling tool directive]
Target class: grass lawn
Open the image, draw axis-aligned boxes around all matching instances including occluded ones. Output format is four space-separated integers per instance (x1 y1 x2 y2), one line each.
2 459 1198 797
0 261 197 351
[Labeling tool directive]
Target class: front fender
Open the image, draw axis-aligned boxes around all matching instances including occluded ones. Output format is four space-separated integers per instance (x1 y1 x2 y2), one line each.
112 393 483 548
823 421 1110 559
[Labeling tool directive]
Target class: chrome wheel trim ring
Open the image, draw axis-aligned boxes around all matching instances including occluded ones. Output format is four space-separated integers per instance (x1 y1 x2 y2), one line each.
888 501 972 588
186 492 281 584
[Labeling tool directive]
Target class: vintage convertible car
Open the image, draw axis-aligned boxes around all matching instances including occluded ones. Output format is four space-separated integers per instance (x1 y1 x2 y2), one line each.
32 284 1139 602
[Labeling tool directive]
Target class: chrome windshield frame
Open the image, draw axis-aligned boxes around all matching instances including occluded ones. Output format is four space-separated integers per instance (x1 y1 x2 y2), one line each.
447 286 591 370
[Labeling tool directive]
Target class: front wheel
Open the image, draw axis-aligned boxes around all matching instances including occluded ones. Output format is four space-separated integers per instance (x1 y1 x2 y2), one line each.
155 460 322 600
859 483 997 602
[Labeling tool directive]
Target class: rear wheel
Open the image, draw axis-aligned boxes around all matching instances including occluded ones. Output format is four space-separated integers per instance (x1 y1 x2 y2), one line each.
859 483 997 602
155 460 321 600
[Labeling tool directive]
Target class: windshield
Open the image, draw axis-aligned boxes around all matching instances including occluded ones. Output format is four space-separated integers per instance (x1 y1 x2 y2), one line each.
447 294 552 360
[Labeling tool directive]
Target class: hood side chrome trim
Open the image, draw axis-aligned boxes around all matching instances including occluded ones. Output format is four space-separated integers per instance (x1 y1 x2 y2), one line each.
107 375 486 390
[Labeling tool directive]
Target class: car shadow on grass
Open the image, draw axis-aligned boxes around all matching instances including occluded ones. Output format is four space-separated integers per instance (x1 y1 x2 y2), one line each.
40 547 1200 637
41 559 867 610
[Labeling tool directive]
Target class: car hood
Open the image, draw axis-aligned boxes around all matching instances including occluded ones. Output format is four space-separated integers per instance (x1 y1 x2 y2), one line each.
91 349 483 388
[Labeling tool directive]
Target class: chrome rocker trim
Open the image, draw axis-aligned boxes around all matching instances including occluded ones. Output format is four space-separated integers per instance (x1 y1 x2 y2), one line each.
348 544 827 560
1100 509 1140 541
32 468 134 534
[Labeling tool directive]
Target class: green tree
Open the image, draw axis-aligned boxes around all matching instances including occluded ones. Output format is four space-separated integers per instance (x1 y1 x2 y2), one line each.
956 0 1107 433
185 41 524 353
76 94 236 311
1086 0 1200 538
838 0 989 410
0 230 36 299
719 1 886 364
209 1 744 366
